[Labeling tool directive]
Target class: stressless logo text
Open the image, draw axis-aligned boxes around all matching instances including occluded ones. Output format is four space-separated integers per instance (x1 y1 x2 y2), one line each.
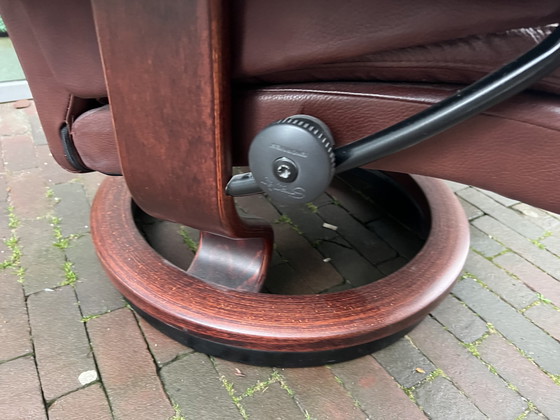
260 177 306 200
270 144 308 158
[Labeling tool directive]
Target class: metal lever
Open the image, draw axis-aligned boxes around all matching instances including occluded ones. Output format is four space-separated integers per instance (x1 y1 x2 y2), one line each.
227 26 560 200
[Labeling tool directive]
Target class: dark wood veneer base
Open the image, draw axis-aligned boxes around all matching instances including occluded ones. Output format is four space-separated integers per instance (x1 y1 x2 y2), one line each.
131 302 416 367
91 174 469 366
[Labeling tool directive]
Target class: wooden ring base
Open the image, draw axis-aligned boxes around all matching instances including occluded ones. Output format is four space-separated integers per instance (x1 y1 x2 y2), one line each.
91 174 469 366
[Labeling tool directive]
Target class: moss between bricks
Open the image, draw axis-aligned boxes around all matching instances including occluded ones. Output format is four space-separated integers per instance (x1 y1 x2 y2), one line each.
305 202 319 214
1 234 21 268
49 216 81 249
216 368 304 420
46 188 83 249
328 369 364 410
80 314 101 323
169 404 186 420
274 214 303 234
401 368 446 404
1 206 24 282
514 401 541 420
59 261 78 287
529 231 552 251
219 376 248 419
178 227 198 253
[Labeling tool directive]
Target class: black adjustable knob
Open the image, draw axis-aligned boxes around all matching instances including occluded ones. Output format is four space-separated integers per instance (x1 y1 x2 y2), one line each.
248 115 335 205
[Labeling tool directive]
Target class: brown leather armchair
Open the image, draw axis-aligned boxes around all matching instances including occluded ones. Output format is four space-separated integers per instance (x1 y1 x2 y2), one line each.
2 0 559 365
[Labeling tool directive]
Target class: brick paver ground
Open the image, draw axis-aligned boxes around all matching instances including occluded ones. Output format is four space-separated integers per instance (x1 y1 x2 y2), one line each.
1 99 560 419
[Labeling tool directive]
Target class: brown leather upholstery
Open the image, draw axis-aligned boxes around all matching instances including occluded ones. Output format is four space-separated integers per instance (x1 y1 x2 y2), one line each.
232 1 560 79
1 1 560 212
250 26 560 95
71 105 119 175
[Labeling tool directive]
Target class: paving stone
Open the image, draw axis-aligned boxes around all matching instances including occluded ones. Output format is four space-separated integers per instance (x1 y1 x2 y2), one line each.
413 376 486 420
28 286 96 402
409 317 525 419
372 337 435 388
0 356 47 420
0 106 31 137
242 382 305 420
136 315 193 367
327 178 381 223
213 358 273 397
270 249 286 267
0 270 32 362
445 180 469 192
513 203 560 233
18 100 34 112
48 384 112 420
493 252 560 307
541 234 560 257
458 188 543 239
29 113 48 145
35 145 77 185
66 234 124 316
318 203 396 264
52 183 91 237
161 352 242 419
430 295 488 343
464 252 537 309
311 193 333 207
458 197 484 220
8 169 51 220
273 201 337 244
330 356 426 420
0 219 12 261
87 308 174 419
525 412 547 420
318 239 384 287
477 188 520 207
478 334 560 420
473 216 560 280
236 193 281 222
77 172 109 204
453 278 560 375
264 262 316 295
17 217 66 295
469 225 506 257
524 304 560 342
0 173 8 203
273 223 343 293
280 366 366 420
368 218 424 259
2 134 37 172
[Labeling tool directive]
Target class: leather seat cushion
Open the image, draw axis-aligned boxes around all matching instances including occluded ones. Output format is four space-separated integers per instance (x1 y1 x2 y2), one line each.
233 0 560 82
242 26 560 95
